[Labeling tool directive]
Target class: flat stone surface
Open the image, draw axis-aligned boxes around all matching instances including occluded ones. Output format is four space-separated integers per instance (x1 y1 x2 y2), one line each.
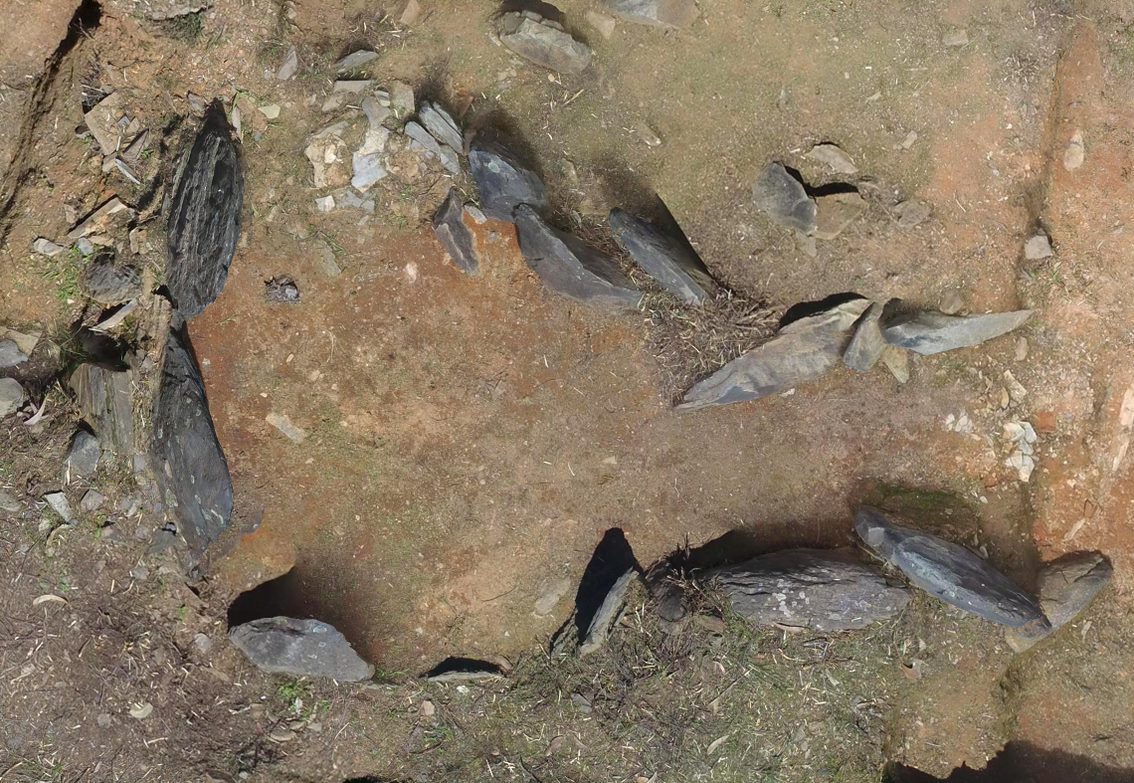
419 102 463 152
0 377 25 418
0 338 28 368
44 492 75 524
166 103 244 319
609 204 716 304
69 364 133 457
579 569 636 655
880 344 910 383
843 301 886 372
151 327 233 559
498 13 593 75
66 430 102 477
404 121 460 175
895 199 931 228
882 308 1033 355
814 191 867 240
1024 233 1053 260
514 204 642 312
855 506 1047 628
753 162 816 233
230 617 374 681
678 297 870 410
804 143 858 174
32 237 65 257
334 49 378 72
469 141 548 221
81 258 142 305
1005 552 1113 652
707 548 909 631
604 0 698 28
432 188 480 275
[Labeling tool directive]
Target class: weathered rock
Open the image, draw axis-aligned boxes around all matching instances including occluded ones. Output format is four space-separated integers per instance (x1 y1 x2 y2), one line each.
843 301 886 372
882 307 1033 355
814 191 866 240
81 257 142 305
80 489 106 512
143 0 211 20
419 102 463 153
264 277 300 303
0 339 27 368
533 576 572 617
469 141 548 221
585 9 617 38
350 97 391 192
67 197 133 241
2 329 39 357
32 237 65 257
334 49 378 72
646 566 688 623
66 430 102 477
753 162 816 234
404 121 460 175
880 344 910 383
44 491 75 524
276 46 298 80
1024 233 1053 260
151 328 233 558
424 657 506 682
579 569 636 655
498 12 592 75
390 80 415 117
166 103 244 319
432 188 480 275
854 506 1047 627
1005 552 1112 652
514 205 642 311
804 143 858 175
708 548 909 631
230 617 374 681
0 377 25 417
603 0 698 28
894 199 931 228
678 297 870 411
609 202 716 304
84 91 125 156
70 364 133 456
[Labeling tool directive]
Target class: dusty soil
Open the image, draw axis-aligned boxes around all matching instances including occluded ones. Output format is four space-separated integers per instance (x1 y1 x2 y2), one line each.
3 0 1134 780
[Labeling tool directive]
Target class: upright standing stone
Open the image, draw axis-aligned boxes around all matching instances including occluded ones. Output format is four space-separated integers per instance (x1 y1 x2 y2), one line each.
752 162 816 234
69 364 134 456
843 301 886 372
609 202 716 304
497 12 593 75
432 188 480 275
469 141 548 222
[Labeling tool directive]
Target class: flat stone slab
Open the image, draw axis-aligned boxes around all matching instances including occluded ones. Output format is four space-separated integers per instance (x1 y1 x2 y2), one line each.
69 364 133 456
498 12 592 75
404 121 460 175
609 204 716 304
604 0 698 28
678 297 870 410
843 301 886 372
855 506 1047 628
1006 552 1113 652
432 188 480 275
151 327 233 558
469 140 548 221
231 617 374 681
418 102 463 152
514 205 642 312
0 339 27 368
882 308 1033 355
81 258 142 305
707 548 909 631
66 430 101 477
814 190 866 240
166 102 244 319
753 162 816 234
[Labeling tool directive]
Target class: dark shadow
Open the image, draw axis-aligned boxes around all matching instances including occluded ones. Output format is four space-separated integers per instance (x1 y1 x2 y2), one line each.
808 181 861 197
593 151 669 222
467 107 547 182
779 292 867 328
885 741 1134 782
665 521 852 576
67 320 131 372
572 528 639 639
421 657 505 679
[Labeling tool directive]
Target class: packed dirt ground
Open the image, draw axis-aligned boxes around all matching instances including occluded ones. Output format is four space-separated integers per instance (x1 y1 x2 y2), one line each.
4 0 1134 780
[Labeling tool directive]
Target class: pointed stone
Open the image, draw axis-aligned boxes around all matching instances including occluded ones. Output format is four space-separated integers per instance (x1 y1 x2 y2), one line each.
66 430 102 477
579 569 637 655
882 308 1033 355
469 141 548 221
231 617 374 681
514 205 642 312
603 0 698 28
609 202 716 304
880 345 910 383
334 49 378 72
854 506 1047 628
678 297 870 410
843 301 886 372
432 188 480 275
708 548 909 632
753 162 816 233
1005 552 1112 652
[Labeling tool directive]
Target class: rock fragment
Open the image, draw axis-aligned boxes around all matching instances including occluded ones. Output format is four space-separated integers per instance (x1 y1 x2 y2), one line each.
67 198 132 241
881 308 1033 355
432 188 481 275
814 190 866 240
585 9 617 38
418 102 463 152
66 430 102 478
80 489 106 513
753 163 816 234
609 201 716 304
604 0 698 28
579 569 636 655
264 277 301 303
1063 130 1085 171
404 121 460 175
498 12 592 75
1024 233 1053 260
83 92 125 155
32 238 65 257
0 378 25 417
880 345 910 383
1005 552 1112 652
804 143 857 175
266 411 306 443
44 492 75 524
0 339 28 368
843 301 886 372
894 199 931 228
70 364 133 455
335 49 378 72
81 258 142 305
942 29 969 46
276 45 298 80
469 141 548 221
231 617 374 681
0 490 22 513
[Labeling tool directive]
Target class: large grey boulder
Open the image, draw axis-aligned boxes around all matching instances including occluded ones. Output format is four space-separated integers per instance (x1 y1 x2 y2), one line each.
469 141 548 222
498 12 592 75
1005 552 1112 652
69 364 134 456
432 188 480 275
151 328 233 558
166 102 244 319
678 297 869 410
707 548 909 631
230 617 374 681
604 0 698 28
753 162 816 234
855 507 1047 628
514 204 642 312
609 203 716 304
881 307 1033 355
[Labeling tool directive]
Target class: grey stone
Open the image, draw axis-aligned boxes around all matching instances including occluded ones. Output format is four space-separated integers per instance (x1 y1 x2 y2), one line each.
579 569 636 655
533 576 572 617
404 122 460 175
514 204 642 312
895 199 931 228
2 329 39 356
32 238 65 257
753 163 816 233
1005 552 1112 652
0 377 25 418
264 277 301 303
432 188 480 275
942 29 969 47
151 328 233 559
708 548 909 631
81 258 142 305
276 46 298 80
0 339 28 368
814 191 867 240
855 506 1047 628
881 345 910 383
70 364 133 457
419 102 463 153
334 49 378 72
66 430 102 477
166 102 244 319
469 141 548 221
882 307 1033 355
609 203 716 305
0 490 20 513
80 489 107 513
498 13 593 75
230 617 374 681
44 492 75 524
804 143 858 175
646 567 687 623
603 0 698 28
678 297 870 411
390 80 415 116
843 301 886 372
1024 233 1053 260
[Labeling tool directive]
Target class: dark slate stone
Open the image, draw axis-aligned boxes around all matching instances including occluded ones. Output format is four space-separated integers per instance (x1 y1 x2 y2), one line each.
752 162 816 234
81 257 142 305
609 203 716 304
604 0 698 28
843 300 886 372
166 102 244 319
69 363 134 458
678 297 869 410
854 506 1047 628
514 204 642 311
230 616 374 681
66 429 102 477
0 339 27 368
707 548 910 631
418 102 463 152
151 327 233 559
498 12 593 75
468 141 548 222
881 307 1033 355
1005 552 1113 652
432 188 480 275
